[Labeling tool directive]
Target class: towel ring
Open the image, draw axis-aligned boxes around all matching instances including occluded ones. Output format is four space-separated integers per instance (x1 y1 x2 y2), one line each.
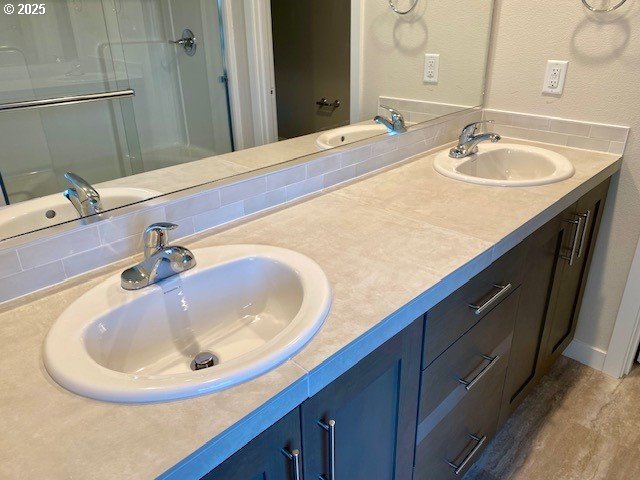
582 0 629 12
389 0 420 15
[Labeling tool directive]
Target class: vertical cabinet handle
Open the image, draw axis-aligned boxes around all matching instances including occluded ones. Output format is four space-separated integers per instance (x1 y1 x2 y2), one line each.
318 419 336 480
281 448 302 480
561 215 585 267
457 354 501 391
577 210 591 259
467 283 513 316
447 433 487 476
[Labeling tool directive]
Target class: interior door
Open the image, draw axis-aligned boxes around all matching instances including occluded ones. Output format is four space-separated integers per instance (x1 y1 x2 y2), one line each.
270 0 351 139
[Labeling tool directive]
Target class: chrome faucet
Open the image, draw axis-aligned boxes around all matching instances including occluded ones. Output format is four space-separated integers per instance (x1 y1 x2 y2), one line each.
63 172 103 217
374 105 407 134
450 120 502 158
121 223 196 290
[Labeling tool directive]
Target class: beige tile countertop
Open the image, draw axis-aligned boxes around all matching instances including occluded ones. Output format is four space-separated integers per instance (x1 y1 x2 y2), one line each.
0 139 622 479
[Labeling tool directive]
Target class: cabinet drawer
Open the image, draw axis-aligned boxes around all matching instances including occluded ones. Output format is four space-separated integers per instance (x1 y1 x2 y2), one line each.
419 288 519 423
423 242 526 368
414 351 505 480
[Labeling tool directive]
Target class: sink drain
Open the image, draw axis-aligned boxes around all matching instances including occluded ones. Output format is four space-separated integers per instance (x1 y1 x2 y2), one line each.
191 351 219 371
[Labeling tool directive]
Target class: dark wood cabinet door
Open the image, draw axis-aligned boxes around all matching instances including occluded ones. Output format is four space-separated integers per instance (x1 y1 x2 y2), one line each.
543 179 611 366
301 317 423 480
201 409 302 480
500 215 565 423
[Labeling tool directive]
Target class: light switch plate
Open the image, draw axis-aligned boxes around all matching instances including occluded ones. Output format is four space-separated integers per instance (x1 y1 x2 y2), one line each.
543 60 569 95
424 54 440 84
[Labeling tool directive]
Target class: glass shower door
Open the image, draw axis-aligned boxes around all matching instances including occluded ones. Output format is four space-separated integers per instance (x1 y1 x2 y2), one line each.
0 0 140 204
112 0 234 174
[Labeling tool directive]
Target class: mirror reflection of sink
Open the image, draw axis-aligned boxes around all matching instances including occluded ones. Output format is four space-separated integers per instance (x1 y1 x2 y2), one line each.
315 122 420 150
43 245 332 403
433 143 575 187
0 187 161 239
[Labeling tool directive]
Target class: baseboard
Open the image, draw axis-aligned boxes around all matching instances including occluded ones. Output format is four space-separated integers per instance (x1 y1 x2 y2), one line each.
562 339 607 371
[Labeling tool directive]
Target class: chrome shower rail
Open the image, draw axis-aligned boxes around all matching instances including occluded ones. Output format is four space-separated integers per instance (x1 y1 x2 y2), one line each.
0 89 135 112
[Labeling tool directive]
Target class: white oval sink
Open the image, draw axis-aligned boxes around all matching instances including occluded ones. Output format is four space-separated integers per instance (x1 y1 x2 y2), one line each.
316 123 391 149
44 245 332 403
0 187 161 239
433 143 575 187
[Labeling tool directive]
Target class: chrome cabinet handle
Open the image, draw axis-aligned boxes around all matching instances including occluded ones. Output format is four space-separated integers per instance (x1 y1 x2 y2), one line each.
447 434 487 475
281 448 302 480
457 354 501 391
577 210 591 259
561 215 585 267
468 283 513 316
318 419 336 480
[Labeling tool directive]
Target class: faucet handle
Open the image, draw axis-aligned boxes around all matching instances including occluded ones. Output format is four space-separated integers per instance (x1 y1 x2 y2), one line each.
461 120 495 138
144 223 178 258
379 104 404 122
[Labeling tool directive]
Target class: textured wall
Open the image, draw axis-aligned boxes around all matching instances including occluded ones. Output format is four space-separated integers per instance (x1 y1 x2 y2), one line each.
485 0 640 352
359 0 493 119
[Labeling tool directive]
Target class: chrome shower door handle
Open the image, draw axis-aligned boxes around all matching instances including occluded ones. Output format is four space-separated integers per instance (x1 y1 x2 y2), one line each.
281 448 302 480
318 419 336 480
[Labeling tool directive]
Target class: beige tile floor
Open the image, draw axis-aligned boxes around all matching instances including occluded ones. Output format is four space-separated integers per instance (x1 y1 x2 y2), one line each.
467 357 640 480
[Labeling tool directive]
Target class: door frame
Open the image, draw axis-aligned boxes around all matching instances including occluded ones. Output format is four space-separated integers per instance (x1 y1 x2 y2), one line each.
243 0 278 146
603 235 640 378
220 0 363 148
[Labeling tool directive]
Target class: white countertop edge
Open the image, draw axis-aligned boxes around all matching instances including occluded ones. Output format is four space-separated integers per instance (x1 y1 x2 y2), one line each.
159 158 623 479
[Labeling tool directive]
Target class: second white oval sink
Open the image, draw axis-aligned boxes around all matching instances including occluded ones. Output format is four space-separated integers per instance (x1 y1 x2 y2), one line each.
44 245 332 403
0 187 160 239
434 143 575 187
316 123 390 149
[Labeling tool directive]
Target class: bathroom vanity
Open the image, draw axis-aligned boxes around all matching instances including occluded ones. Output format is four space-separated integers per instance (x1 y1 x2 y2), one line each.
201 179 610 480
0 137 623 479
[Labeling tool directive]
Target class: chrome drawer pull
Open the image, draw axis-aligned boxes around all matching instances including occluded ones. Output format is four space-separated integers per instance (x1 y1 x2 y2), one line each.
281 448 302 480
577 210 591 259
447 433 487 475
318 419 336 480
467 283 513 315
457 354 501 391
561 215 585 267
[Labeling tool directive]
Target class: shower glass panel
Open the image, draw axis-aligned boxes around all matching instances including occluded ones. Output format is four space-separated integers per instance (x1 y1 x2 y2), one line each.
0 0 233 206
111 0 233 173
0 0 136 204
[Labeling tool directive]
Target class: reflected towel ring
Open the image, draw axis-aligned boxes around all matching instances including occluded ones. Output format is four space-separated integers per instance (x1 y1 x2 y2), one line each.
582 0 629 12
389 0 420 15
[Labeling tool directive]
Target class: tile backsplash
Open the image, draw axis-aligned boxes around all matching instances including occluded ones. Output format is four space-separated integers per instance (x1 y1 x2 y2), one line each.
0 109 483 304
0 107 631 305
483 109 630 155
379 96 473 124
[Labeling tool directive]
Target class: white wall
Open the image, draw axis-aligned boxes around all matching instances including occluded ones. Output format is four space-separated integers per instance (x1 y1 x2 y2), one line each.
485 0 640 353
360 0 493 120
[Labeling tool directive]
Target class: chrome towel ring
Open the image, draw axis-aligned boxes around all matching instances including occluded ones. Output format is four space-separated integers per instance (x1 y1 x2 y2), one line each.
582 0 629 12
389 0 420 15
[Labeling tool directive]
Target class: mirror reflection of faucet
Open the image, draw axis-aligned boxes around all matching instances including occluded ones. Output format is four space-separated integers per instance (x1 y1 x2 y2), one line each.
63 172 103 218
374 105 408 134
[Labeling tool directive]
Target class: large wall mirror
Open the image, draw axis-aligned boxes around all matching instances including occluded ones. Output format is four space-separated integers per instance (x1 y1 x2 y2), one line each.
0 0 494 241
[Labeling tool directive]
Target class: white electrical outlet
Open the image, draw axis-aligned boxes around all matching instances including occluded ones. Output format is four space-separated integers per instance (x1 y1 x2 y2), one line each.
543 60 569 95
424 54 439 84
